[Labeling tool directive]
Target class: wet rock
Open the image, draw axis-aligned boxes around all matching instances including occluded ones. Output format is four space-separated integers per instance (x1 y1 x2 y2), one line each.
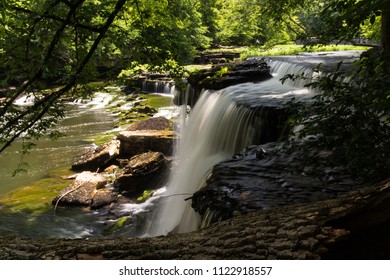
71 139 120 172
91 188 118 209
191 184 241 226
192 142 363 226
114 151 168 196
52 172 108 206
117 130 177 157
126 117 172 131
101 217 131 236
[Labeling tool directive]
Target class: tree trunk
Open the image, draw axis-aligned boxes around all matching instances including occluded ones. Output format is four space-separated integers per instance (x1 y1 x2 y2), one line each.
382 1 390 58
1 179 390 260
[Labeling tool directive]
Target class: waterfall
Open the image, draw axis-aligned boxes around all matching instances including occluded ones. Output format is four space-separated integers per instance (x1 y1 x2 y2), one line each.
149 90 259 235
141 79 174 94
268 59 318 88
148 59 318 236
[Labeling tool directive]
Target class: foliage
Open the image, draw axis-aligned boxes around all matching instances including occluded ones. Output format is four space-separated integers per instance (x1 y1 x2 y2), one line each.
214 0 299 46
240 44 370 59
285 50 390 182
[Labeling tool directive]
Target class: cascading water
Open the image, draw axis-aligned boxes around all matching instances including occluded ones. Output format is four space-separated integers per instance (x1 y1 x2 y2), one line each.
141 79 174 95
149 90 260 235
148 58 320 236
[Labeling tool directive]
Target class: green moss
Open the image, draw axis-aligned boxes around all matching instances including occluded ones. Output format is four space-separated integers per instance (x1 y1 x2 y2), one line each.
137 190 155 202
0 177 70 214
139 94 173 109
85 132 117 146
101 216 130 236
213 66 229 78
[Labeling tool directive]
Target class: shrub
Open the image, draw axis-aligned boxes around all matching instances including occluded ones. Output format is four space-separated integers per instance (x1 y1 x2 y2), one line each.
286 50 390 183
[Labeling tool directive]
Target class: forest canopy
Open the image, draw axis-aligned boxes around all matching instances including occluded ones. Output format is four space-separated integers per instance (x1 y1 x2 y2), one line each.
0 0 389 154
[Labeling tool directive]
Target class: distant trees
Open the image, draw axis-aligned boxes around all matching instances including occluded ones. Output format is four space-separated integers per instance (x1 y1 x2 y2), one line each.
214 0 387 51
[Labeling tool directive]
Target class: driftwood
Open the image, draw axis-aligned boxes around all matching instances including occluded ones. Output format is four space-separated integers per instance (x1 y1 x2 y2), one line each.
1 179 390 260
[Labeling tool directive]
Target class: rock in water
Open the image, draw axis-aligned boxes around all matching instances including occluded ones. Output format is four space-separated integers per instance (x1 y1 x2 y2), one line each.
116 130 177 157
52 172 108 206
114 151 169 196
90 189 118 209
71 139 120 172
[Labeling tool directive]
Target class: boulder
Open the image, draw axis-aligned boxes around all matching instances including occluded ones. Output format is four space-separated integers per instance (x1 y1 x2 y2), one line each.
114 151 168 196
71 139 120 172
116 130 177 157
52 172 108 207
126 116 172 131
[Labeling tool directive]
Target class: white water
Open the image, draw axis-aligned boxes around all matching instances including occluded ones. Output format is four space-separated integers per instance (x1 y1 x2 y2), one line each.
148 59 319 236
141 80 174 94
149 90 259 235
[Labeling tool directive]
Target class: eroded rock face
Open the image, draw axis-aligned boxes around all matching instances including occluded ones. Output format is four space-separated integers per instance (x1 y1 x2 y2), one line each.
117 130 177 157
114 151 168 196
71 139 120 172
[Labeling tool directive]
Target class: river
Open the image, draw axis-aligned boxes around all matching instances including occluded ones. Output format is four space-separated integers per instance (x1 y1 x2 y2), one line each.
0 87 176 238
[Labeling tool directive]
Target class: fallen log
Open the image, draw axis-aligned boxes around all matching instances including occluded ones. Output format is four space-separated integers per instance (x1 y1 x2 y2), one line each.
1 179 389 260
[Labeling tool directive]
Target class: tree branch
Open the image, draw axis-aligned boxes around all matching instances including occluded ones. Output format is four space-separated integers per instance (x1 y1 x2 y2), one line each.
1 0 129 153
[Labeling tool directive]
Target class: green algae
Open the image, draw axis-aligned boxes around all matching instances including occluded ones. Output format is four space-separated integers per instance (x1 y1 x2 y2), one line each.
101 216 130 236
137 190 155 202
142 93 173 108
0 174 71 214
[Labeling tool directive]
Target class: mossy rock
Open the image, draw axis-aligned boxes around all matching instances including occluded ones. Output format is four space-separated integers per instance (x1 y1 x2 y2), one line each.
136 190 155 203
101 216 131 236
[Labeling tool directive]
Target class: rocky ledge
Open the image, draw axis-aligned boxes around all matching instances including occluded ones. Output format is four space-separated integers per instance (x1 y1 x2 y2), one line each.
178 59 272 107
